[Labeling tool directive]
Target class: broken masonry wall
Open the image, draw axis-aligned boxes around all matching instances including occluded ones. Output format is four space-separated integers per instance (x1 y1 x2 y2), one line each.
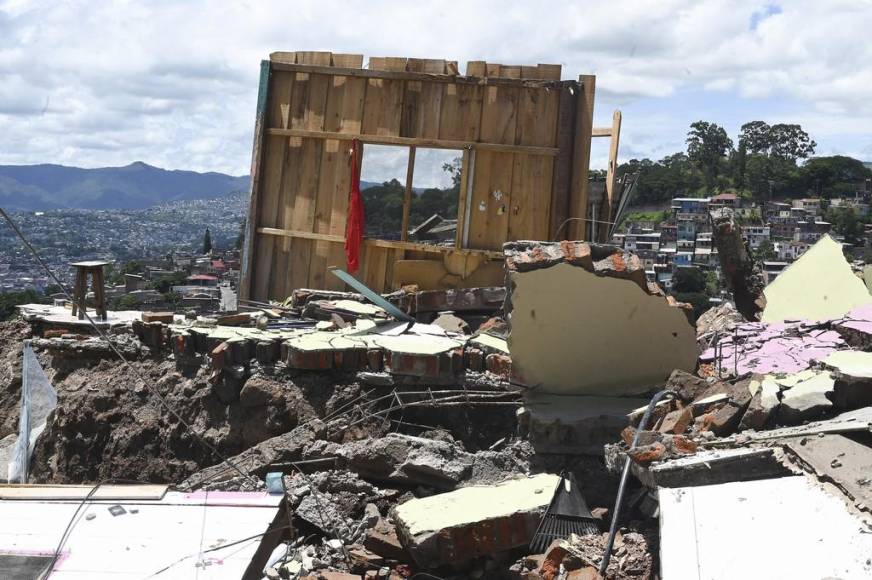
762 234 872 323
710 208 766 321
504 241 698 396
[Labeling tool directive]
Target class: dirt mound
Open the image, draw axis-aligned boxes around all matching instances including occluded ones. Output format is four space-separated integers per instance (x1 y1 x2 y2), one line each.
0 320 34 439
27 350 351 484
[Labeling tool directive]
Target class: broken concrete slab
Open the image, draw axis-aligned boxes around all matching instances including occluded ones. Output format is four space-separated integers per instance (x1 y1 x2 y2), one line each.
633 447 790 488
783 434 872 513
762 234 872 323
742 406 872 441
392 473 560 567
739 377 780 431
505 241 696 396
659 476 872 579
778 370 834 423
823 350 872 379
333 433 474 490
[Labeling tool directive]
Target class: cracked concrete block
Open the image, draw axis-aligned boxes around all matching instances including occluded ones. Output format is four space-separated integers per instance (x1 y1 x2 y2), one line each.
393 473 560 567
762 235 872 323
779 370 834 424
740 378 780 431
505 241 697 396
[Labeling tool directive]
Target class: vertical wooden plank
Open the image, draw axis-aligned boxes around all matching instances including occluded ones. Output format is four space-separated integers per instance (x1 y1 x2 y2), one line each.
467 84 518 250
438 83 483 141
310 74 357 289
331 53 364 68
537 64 562 80
287 72 330 293
509 87 559 241
401 147 416 240
509 155 554 241
240 59 271 301
600 110 622 241
401 81 443 138
549 86 577 240
324 77 367 291
295 51 332 66
253 69 294 300
454 148 472 248
362 78 404 136
568 75 595 241
466 61 486 76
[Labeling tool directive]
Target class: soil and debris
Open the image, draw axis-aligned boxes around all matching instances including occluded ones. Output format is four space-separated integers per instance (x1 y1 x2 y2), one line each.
5 236 872 579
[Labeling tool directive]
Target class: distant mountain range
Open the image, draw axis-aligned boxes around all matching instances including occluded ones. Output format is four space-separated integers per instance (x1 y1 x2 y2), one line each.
0 162 250 211
0 161 395 211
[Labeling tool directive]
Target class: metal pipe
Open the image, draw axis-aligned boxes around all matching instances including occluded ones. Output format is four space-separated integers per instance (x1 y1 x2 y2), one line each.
599 389 678 576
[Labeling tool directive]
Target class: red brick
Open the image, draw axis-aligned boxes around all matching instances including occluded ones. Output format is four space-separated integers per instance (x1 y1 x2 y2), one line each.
486 353 512 378
464 347 485 372
627 441 666 466
659 407 693 435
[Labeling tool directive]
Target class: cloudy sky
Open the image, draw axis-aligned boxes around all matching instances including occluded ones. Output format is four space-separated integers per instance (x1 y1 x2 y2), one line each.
1 0 871 188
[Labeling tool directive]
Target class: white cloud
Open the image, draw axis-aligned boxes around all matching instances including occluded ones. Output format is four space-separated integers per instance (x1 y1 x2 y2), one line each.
0 0 871 179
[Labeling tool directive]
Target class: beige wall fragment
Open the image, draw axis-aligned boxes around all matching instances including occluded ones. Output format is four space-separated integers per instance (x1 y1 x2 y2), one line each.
762 235 872 323
508 262 697 396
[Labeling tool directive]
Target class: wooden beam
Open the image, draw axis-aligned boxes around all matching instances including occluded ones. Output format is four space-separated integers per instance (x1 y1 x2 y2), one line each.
269 60 577 89
567 75 596 241
401 147 416 241
266 127 558 156
592 127 612 137
258 227 344 243
601 110 623 241
366 238 502 258
257 227 503 258
240 59 272 301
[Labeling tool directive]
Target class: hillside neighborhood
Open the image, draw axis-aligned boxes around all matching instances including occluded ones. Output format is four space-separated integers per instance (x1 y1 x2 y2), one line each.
2 3 872 579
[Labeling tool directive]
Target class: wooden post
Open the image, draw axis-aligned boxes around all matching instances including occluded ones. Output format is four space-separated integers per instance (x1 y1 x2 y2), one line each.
92 267 107 320
401 146 417 240
567 75 595 241
239 59 272 301
600 110 622 241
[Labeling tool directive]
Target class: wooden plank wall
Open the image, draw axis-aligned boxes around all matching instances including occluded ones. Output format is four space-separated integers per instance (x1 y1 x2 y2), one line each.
245 52 594 300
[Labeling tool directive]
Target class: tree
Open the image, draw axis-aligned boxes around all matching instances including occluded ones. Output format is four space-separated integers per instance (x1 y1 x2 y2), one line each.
672 266 707 293
738 121 773 155
799 156 872 197
0 289 48 321
686 121 733 190
739 121 815 161
826 207 864 245
202 228 212 254
753 239 777 262
769 124 816 161
152 271 188 294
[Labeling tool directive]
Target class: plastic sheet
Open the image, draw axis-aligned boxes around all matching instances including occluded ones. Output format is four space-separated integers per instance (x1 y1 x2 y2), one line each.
5 342 57 483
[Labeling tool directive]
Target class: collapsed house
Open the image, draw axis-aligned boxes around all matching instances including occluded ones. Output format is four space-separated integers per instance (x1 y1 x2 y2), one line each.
3 51 872 580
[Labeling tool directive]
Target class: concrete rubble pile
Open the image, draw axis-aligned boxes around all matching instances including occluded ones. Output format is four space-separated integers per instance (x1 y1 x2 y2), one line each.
5 235 872 578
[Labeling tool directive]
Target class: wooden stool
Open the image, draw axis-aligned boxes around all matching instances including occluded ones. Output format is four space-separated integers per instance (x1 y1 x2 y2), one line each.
70 261 110 321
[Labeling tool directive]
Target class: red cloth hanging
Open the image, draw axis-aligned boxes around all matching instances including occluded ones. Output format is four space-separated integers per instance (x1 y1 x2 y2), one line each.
345 140 364 273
